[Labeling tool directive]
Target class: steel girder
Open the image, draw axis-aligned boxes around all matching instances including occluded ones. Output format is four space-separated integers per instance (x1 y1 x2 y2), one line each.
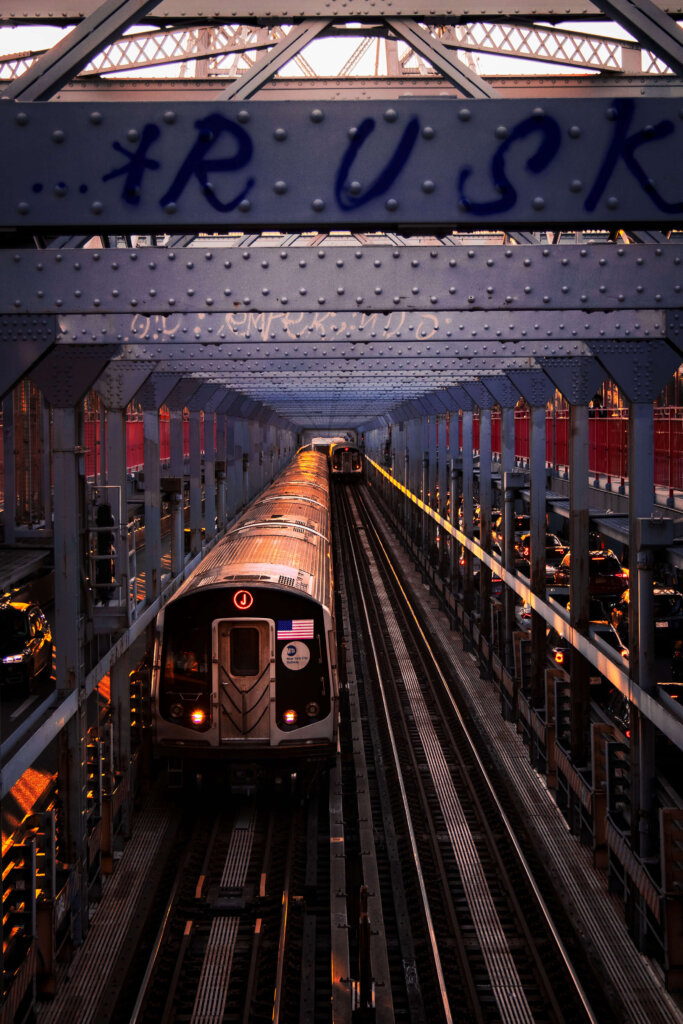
3 99 683 232
3 244 683 315
33 76 683 100
0 22 648 80
55 309 667 345
4 1 683 20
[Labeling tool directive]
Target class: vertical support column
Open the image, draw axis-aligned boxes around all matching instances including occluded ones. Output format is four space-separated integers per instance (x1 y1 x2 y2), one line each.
169 486 184 577
109 651 131 841
204 412 216 541
569 402 591 765
449 457 462 601
41 395 52 530
629 401 655 858
105 408 129 615
479 407 492 638
169 409 184 479
216 412 227 531
227 419 238 519
52 406 88 940
3 392 16 544
189 409 202 555
501 408 517 672
462 409 474 622
529 404 547 707
422 417 430 565
143 410 161 603
241 421 250 506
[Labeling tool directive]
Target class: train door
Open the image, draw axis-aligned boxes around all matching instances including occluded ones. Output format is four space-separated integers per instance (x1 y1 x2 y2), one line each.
214 619 275 742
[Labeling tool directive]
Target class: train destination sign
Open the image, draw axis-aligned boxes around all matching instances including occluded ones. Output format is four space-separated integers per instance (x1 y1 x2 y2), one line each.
2 98 683 231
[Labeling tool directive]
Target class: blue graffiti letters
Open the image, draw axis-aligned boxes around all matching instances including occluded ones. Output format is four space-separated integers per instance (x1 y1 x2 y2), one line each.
159 112 254 212
103 123 161 205
458 115 562 215
335 116 420 210
585 98 683 214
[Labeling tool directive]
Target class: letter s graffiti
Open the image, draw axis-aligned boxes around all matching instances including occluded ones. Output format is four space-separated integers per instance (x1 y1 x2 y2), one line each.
458 115 562 215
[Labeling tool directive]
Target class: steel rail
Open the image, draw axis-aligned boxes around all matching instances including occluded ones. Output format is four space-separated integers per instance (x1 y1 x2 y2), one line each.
337 483 454 1023
359 487 602 1024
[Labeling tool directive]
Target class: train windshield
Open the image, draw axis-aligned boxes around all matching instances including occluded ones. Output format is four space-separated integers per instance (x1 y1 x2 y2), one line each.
230 627 260 676
161 609 211 690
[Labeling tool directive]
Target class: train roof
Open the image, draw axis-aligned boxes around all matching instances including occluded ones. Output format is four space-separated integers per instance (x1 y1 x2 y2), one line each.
166 448 332 607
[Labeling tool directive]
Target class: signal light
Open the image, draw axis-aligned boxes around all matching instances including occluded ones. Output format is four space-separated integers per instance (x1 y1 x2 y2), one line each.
554 651 564 664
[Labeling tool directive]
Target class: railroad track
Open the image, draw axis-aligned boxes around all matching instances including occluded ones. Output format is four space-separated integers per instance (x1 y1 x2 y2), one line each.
334 480 620 1024
113 777 337 1023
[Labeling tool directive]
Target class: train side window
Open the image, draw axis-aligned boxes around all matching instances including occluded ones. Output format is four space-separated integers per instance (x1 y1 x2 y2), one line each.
230 627 261 677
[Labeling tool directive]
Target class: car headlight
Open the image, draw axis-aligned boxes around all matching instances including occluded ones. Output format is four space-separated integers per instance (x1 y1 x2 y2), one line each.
3 653 26 664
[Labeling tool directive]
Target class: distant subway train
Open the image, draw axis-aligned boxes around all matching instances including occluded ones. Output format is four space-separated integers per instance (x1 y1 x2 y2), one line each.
329 441 364 481
151 449 339 778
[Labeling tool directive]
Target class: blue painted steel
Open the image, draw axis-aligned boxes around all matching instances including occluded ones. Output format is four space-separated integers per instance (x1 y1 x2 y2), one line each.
4 244 683 314
3 98 683 230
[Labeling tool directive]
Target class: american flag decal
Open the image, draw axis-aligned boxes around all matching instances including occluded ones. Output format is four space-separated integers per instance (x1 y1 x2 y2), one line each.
277 619 315 640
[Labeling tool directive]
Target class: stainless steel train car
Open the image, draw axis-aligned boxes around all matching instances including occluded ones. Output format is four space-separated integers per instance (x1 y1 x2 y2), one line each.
329 441 364 481
151 449 338 778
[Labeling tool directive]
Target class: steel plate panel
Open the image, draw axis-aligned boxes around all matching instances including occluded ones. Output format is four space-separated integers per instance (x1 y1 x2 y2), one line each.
8 2 682 18
57 309 667 344
5 243 683 314
2 99 683 231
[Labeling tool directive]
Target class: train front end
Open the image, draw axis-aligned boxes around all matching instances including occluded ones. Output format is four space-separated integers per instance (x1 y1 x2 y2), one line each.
151 449 338 779
153 580 336 765
329 442 364 481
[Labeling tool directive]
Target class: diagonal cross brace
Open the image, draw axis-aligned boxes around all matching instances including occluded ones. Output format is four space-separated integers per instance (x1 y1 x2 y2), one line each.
218 19 333 100
2 0 163 101
386 17 498 98
589 0 683 76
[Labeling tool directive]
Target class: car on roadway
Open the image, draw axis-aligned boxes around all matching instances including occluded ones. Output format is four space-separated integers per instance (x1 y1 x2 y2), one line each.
552 549 628 599
0 599 53 690
611 586 683 656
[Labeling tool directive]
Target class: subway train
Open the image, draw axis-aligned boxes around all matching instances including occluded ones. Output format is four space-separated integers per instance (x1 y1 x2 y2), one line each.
329 440 364 481
151 449 339 781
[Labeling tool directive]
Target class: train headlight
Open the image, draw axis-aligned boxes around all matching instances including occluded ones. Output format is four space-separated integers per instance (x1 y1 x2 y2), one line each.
169 703 184 719
190 708 206 726
283 709 298 725
305 702 319 718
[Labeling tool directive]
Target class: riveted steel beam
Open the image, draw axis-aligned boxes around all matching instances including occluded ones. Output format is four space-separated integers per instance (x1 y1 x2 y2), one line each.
93 361 156 410
540 354 607 406
507 366 557 407
0 314 56 399
55 309 667 345
5 2 683 20
42 75 683 100
29 343 121 406
3 99 683 232
5 244 683 314
122 355 534 374
589 337 683 401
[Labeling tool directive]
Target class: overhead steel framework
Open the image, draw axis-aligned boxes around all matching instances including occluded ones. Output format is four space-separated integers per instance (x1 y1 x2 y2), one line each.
1 0 683 1008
